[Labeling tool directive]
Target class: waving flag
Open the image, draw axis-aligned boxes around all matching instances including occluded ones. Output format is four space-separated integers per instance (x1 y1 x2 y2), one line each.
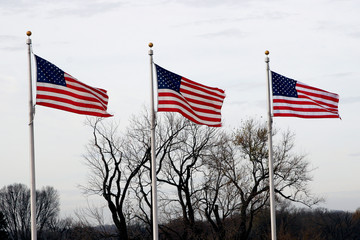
271 71 340 118
35 55 112 117
155 64 225 127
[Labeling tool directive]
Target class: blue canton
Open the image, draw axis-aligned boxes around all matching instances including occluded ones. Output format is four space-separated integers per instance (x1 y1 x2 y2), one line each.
35 55 66 86
155 64 182 92
271 71 297 97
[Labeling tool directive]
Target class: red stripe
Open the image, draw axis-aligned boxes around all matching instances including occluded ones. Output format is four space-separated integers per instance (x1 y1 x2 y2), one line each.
159 92 223 111
158 100 221 120
297 82 338 96
180 88 224 105
37 86 108 109
274 113 339 118
66 82 109 104
158 92 222 122
158 107 221 127
36 94 107 111
181 79 225 99
274 106 339 113
158 99 221 122
65 79 109 106
182 77 225 94
297 89 339 103
65 75 109 100
37 102 112 117
273 96 338 109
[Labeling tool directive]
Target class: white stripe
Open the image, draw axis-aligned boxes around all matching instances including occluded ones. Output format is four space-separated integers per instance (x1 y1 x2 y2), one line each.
273 95 338 107
65 74 109 104
157 87 223 110
181 90 224 107
37 89 105 108
297 81 339 98
158 95 222 118
37 82 108 107
297 93 338 106
273 102 337 110
181 83 225 102
36 99 109 114
158 103 222 126
296 84 339 104
177 93 223 112
182 78 226 98
273 109 338 116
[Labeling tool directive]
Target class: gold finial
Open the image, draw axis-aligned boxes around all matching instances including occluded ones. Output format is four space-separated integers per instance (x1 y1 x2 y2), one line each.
26 31 32 36
148 42 153 48
265 50 270 55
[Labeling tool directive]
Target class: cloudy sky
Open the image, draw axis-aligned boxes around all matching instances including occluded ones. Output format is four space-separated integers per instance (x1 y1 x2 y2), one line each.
1 0 359 221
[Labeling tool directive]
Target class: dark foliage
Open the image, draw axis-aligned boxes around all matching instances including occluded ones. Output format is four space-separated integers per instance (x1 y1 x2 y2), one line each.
0 211 8 240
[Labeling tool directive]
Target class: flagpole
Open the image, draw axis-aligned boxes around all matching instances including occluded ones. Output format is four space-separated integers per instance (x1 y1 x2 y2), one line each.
265 50 277 240
27 31 37 240
148 42 159 240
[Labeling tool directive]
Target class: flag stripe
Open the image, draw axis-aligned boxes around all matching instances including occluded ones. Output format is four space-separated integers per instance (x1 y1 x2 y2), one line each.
273 105 339 113
181 78 226 100
159 107 222 127
180 91 223 110
36 93 106 111
65 75 109 105
296 83 339 103
37 83 108 110
274 112 339 118
37 102 112 117
158 94 222 125
158 91 223 118
183 77 226 94
273 96 338 109
159 92 222 113
180 87 225 106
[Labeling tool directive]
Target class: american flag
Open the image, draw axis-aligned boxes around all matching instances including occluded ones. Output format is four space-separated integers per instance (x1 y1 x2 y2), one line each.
271 71 340 118
155 64 225 127
35 55 112 117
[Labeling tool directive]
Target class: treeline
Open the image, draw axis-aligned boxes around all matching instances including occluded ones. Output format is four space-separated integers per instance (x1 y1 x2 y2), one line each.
79 113 322 240
1 112 356 240
1 205 359 240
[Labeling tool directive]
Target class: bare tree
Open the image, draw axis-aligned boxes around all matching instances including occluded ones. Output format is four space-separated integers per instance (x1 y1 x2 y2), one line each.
82 113 321 240
82 117 151 240
0 183 60 240
82 111 191 239
36 186 60 236
156 117 219 240
201 118 322 240
0 211 8 240
200 131 241 240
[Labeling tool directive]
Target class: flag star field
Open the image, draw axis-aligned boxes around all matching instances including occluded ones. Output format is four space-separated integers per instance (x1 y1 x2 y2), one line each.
272 72 298 98
36 56 66 86
157 65 182 92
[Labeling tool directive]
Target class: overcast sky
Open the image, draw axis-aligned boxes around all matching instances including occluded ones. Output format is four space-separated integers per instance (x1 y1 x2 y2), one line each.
1 0 359 221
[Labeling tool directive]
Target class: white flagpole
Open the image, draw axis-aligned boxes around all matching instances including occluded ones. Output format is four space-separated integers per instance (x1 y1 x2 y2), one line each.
26 31 37 240
265 50 277 240
148 42 159 240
